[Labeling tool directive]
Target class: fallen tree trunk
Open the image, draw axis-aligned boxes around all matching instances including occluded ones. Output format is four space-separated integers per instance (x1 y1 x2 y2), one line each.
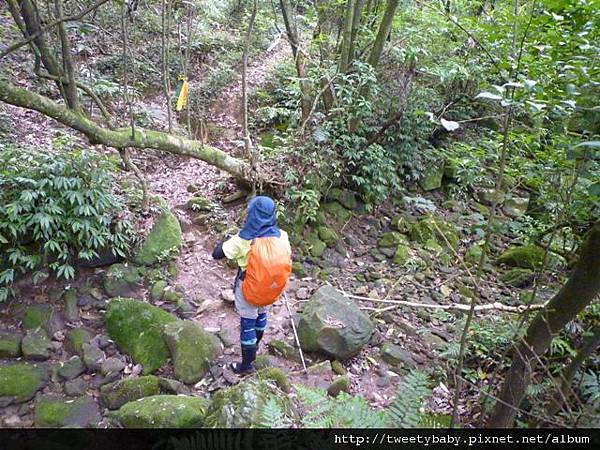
0 80 253 180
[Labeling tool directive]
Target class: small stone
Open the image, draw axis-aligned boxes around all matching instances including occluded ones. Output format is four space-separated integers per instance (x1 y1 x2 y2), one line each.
21 331 53 361
150 280 168 301
331 360 346 375
220 289 235 303
95 335 112 349
376 375 391 388
307 360 333 375
64 377 87 397
296 287 310 300
63 289 80 322
380 343 416 368
163 286 184 303
90 372 120 389
101 357 125 376
3 414 23 427
65 328 92 355
217 329 235 347
34 395 101 427
196 298 219 314
58 356 86 380
327 376 350 397
82 343 104 371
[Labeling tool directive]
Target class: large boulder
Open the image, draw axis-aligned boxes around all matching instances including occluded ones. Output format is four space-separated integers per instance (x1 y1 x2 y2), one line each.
105 298 178 373
112 395 210 428
297 285 373 360
409 216 460 251
320 202 352 223
326 188 358 210
496 244 555 270
419 160 445 191
22 304 64 335
501 268 535 287
0 362 47 406
34 395 101 427
205 379 292 427
100 375 162 410
103 264 143 297
135 210 182 265
162 321 222 384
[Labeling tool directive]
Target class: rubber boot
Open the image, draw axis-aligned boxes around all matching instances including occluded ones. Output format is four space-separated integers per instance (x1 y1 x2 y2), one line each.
255 330 264 348
230 344 257 374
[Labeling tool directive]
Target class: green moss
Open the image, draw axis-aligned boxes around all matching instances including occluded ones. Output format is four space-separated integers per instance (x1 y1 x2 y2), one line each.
292 261 307 278
255 368 291 393
327 188 358 210
113 395 210 428
100 375 161 410
0 333 21 357
393 244 410 265
267 339 302 363
150 280 168 301
501 268 534 287
23 305 52 331
66 328 92 356
409 216 460 251
331 360 345 375
465 244 484 267
135 210 182 266
162 286 184 303
497 245 546 270
321 201 352 223
317 226 339 246
254 355 273 369
307 233 326 258
378 231 408 248
104 264 143 297
35 400 71 427
105 298 178 373
327 376 350 397
0 363 46 403
186 195 213 212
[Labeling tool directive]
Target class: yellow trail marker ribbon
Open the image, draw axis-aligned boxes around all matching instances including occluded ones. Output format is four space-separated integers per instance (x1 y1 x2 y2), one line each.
175 75 189 111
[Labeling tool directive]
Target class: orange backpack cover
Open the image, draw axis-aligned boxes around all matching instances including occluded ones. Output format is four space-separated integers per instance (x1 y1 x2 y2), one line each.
242 236 292 307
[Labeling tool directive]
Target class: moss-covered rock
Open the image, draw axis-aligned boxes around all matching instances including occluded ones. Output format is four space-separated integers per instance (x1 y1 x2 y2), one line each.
268 339 303 363
34 395 101 427
162 321 221 384
186 195 213 212
57 356 86 381
409 216 460 251
254 368 291 393
63 289 80 322
501 268 535 287
23 304 62 335
393 244 410 265
21 330 52 360
307 233 327 258
162 286 184 303
465 244 484 267
496 245 546 270
391 215 414 233
503 196 529 218
0 331 21 358
327 188 358 210
297 285 373 360
321 202 351 223
0 362 47 405
331 360 345 375
150 280 168 301
103 264 143 297
419 160 445 191
105 298 178 373
113 395 210 428
327 376 350 397
477 188 505 206
380 343 415 368
135 210 182 266
292 261 307 278
378 231 408 248
100 375 162 410
317 226 339 246
65 328 92 356
205 380 292 427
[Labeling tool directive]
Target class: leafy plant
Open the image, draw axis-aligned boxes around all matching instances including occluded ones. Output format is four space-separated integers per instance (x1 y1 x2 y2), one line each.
0 139 135 301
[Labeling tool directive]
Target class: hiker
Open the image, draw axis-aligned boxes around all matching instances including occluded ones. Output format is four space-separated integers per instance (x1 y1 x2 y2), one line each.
212 196 292 374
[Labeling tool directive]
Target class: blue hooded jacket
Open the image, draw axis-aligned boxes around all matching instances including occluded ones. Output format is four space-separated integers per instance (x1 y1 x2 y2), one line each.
239 196 281 240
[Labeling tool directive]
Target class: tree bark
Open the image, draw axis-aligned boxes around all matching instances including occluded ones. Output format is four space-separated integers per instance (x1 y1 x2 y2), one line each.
349 0 365 64
279 0 311 121
0 80 253 181
54 0 80 111
367 0 399 69
487 222 600 427
339 0 356 73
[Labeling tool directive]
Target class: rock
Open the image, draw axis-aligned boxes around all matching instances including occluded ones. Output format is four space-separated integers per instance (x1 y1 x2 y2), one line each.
393 244 410 265
327 188 358 210
135 210 182 265
162 286 184 303
34 395 101 427
58 356 86 380
105 298 178 373
391 215 415 233
63 289 80 322
205 380 291 427
502 268 535 287
21 330 52 360
254 368 291 393
0 362 47 405
82 343 105 371
378 231 408 248
307 360 333 375
423 332 445 350
100 375 162 410
101 357 126 376
321 201 351 223
158 377 186 394
23 304 63 335
409 216 460 251
91 372 120 389
297 285 373 360
254 355 273 369
267 339 303 363
220 289 235 303
217 329 235 347
76 246 123 268
380 343 416 368
327 376 350 397
477 188 505 206
497 244 551 270
317 226 339 246
504 196 529 218
296 287 310 300
65 328 92 355
186 195 213 212
64 377 87 397
307 232 327 258
162 320 221 384
103 264 143 297
150 280 168 301
113 395 210 428
419 160 445 191
292 261 307 278
331 360 345 375
465 244 484 266
0 331 21 358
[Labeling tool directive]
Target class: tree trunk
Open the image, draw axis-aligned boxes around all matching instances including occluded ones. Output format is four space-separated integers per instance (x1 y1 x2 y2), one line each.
0 80 254 181
544 326 600 421
367 0 399 69
279 0 311 121
54 0 80 111
487 222 600 427
338 0 356 73
348 0 366 63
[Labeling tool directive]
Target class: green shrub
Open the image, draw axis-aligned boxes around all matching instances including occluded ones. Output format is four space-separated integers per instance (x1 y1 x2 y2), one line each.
0 138 135 301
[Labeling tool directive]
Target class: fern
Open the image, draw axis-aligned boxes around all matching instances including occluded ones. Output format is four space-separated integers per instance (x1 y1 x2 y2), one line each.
581 370 600 411
385 370 432 428
164 430 243 450
257 397 293 428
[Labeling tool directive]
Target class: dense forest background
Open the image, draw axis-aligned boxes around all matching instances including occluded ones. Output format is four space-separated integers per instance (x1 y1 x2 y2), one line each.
0 0 599 430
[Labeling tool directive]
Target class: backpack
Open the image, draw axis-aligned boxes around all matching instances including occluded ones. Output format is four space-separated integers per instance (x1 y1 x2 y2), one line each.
242 236 292 307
